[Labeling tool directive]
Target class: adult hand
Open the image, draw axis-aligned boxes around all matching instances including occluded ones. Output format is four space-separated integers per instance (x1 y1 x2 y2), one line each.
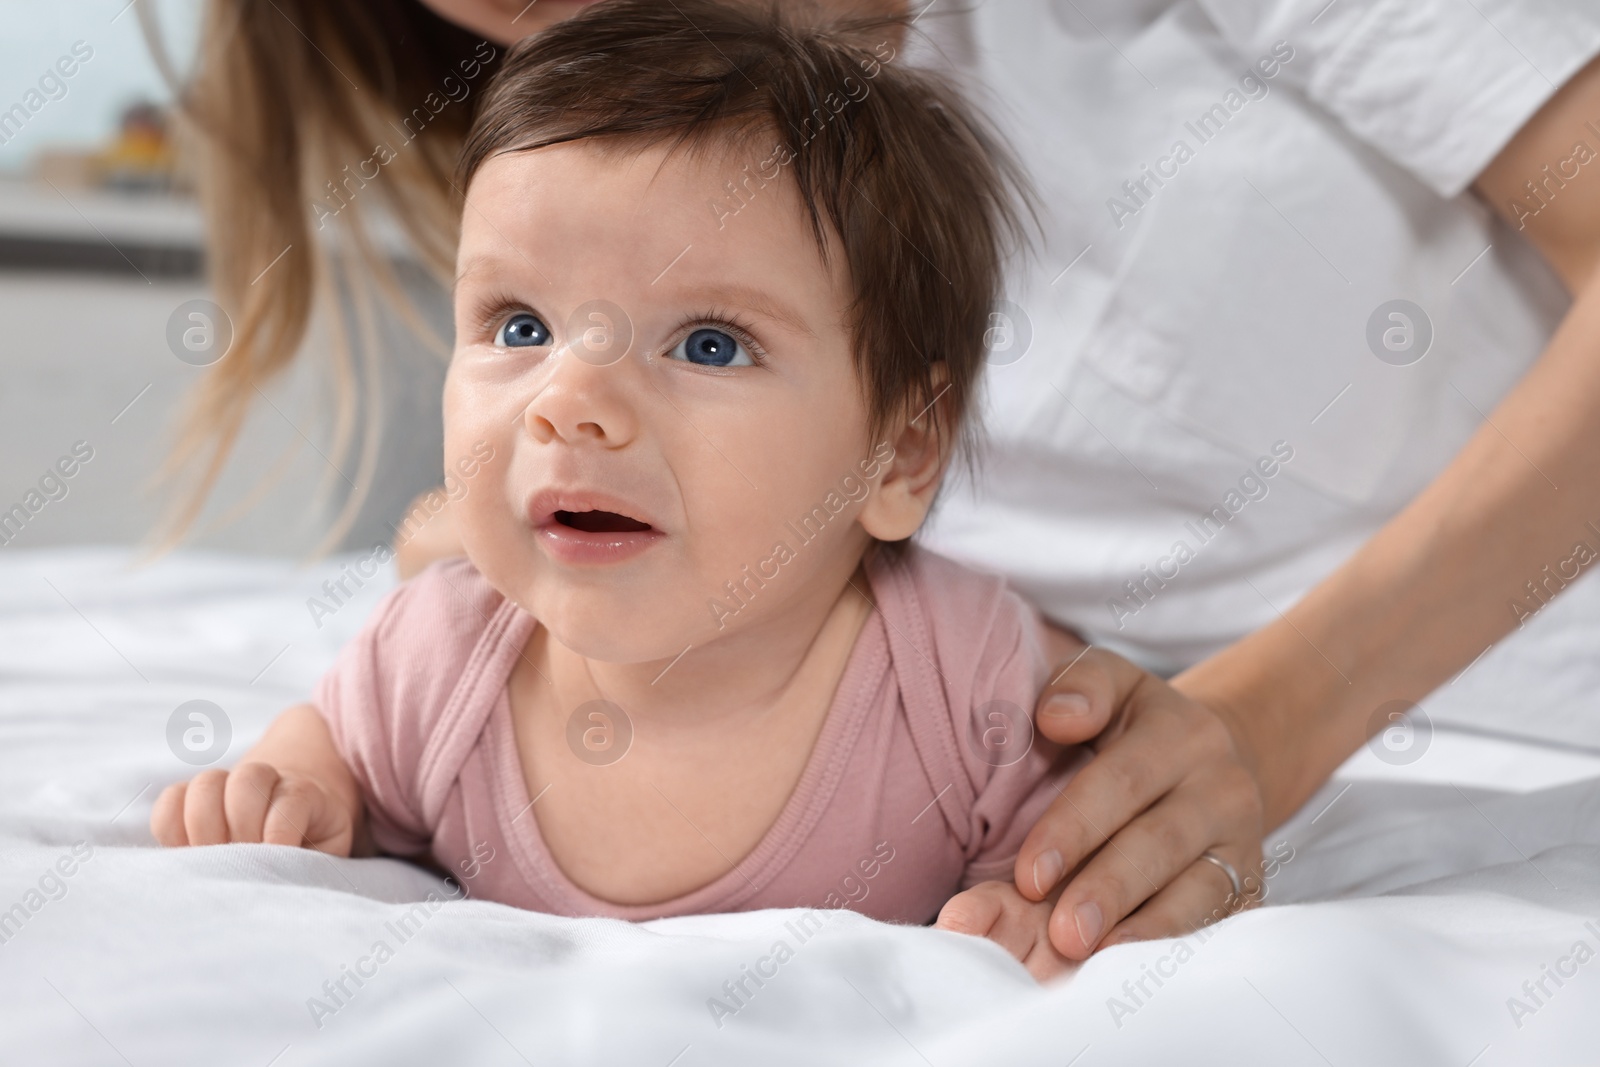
1012 629 1267 958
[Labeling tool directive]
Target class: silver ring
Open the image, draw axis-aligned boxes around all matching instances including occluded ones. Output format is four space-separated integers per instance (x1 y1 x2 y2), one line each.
1200 850 1243 900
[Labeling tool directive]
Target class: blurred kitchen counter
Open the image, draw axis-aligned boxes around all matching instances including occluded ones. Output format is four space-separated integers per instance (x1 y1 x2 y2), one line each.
0 174 202 278
0 177 450 560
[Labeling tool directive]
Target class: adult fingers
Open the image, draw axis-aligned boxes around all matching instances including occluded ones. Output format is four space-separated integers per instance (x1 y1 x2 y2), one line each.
223 762 281 844
1015 679 1217 901
1100 842 1266 949
182 769 231 846
151 782 189 846
1032 645 1123 747
1036 776 1233 957
1046 761 1263 958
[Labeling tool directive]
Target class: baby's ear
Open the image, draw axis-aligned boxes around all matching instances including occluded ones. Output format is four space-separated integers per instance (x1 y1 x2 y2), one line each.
858 366 952 543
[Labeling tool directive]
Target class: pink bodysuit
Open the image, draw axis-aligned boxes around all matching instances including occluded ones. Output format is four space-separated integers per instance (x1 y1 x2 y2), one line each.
314 546 1083 925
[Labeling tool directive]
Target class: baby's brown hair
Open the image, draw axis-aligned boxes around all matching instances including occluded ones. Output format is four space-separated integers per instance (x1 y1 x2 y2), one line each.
460 0 1031 469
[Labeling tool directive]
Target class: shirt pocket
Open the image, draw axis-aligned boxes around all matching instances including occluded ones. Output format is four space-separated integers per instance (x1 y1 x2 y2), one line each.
1073 68 1501 509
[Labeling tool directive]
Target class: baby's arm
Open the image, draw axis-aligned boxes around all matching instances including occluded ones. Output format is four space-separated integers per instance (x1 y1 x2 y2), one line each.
151 703 367 856
937 880 1077 982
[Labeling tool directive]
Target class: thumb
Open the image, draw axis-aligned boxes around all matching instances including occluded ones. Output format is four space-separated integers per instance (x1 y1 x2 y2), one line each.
1035 648 1119 745
304 792 355 857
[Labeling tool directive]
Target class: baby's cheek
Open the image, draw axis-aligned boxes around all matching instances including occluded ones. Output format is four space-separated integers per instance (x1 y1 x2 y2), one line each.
443 352 527 437
441 443 520 578
442 383 512 494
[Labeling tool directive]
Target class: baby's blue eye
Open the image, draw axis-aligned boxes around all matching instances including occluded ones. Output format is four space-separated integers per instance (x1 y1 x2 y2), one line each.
497 312 551 348
671 327 751 367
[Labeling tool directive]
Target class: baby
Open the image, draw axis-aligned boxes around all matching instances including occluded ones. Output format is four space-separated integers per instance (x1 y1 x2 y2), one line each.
153 0 1080 980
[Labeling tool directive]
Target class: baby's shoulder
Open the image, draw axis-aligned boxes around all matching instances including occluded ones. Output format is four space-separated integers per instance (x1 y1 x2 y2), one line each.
312 556 520 847
335 556 514 735
884 546 1046 681
372 556 507 646
870 544 1054 784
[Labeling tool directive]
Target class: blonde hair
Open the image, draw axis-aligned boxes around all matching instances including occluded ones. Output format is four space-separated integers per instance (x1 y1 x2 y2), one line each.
151 0 498 554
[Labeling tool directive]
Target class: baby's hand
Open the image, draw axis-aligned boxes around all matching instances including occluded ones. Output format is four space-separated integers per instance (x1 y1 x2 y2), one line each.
936 880 1077 982
151 762 354 856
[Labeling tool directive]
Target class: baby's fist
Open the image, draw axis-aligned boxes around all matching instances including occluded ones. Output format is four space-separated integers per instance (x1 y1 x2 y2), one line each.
936 880 1077 982
151 762 353 856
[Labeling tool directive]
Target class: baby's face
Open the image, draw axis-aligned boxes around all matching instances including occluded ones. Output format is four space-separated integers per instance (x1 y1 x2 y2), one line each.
446 140 886 662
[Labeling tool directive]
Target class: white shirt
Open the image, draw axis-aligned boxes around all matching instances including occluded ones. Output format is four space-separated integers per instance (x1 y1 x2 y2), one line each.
910 0 1600 676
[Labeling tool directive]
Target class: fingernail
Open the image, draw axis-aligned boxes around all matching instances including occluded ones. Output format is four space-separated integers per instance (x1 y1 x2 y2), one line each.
1074 901 1103 950
1032 849 1064 895
1043 693 1091 719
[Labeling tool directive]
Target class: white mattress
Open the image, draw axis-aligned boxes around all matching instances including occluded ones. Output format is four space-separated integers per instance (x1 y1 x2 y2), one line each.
2 547 1599 1065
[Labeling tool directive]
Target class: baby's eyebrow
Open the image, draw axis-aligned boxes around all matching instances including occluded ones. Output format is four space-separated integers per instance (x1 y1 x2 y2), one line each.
453 254 505 292
678 283 816 339
455 255 816 341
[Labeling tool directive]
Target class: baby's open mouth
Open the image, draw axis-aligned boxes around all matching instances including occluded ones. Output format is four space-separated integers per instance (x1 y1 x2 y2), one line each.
554 509 652 534
527 491 663 564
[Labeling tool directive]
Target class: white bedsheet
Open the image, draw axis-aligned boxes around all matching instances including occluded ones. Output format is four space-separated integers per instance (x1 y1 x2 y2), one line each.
2 547 1598 1065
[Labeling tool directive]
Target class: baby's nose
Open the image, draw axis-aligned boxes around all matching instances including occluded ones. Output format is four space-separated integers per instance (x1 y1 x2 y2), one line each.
522 337 639 447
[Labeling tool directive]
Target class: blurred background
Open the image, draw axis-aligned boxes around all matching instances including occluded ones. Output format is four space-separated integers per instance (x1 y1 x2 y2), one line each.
0 0 446 557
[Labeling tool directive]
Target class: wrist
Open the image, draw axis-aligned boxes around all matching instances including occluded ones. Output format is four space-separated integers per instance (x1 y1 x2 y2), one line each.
1170 622 1350 828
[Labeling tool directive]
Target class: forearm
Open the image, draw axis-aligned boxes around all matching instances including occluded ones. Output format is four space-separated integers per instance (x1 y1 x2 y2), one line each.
394 488 465 580
1177 265 1600 827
